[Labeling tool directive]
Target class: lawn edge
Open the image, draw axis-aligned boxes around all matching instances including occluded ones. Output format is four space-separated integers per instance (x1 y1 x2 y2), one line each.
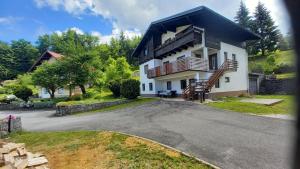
108 130 221 169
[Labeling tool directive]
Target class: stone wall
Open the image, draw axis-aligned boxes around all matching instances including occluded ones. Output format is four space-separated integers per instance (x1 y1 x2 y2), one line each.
0 102 55 110
259 78 295 94
55 99 133 116
0 116 22 137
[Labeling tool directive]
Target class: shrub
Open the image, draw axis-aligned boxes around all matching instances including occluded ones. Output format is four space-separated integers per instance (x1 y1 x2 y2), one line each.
84 88 98 98
68 94 82 101
120 79 140 99
0 87 6 94
108 81 121 98
250 63 264 73
274 63 295 74
13 86 33 102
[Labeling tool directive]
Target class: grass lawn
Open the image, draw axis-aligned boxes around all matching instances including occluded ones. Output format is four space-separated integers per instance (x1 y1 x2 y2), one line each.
75 97 159 116
8 131 212 169
56 91 122 106
206 95 294 115
276 72 295 79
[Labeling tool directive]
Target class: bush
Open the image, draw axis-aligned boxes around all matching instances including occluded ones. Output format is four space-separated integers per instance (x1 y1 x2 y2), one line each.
108 81 121 98
68 94 82 101
120 79 140 99
0 87 6 94
13 86 33 102
250 63 264 73
274 63 295 74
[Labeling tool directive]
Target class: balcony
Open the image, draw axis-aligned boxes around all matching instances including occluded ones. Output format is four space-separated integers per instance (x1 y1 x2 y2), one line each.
155 26 203 58
147 57 208 79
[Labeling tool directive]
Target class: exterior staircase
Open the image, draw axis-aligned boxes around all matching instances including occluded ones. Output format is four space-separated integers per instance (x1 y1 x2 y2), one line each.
182 59 238 101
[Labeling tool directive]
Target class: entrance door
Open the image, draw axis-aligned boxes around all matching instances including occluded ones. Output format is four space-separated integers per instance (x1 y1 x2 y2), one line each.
209 54 218 70
249 78 258 94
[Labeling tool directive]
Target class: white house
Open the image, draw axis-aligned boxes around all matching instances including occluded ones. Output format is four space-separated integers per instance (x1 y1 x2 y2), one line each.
131 6 260 100
29 51 81 98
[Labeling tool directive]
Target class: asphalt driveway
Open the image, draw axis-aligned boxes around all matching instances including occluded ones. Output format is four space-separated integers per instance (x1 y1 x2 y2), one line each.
0 100 293 169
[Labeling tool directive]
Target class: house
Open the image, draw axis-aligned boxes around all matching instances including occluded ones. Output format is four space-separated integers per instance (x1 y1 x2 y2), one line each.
132 6 260 100
29 51 81 98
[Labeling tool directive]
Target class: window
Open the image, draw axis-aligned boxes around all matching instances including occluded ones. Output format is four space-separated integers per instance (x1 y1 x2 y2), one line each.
144 64 148 74
142 84 145 91
180 80 187 89
167 81 172 90
144 48 148 56
232 54 236 61
149 83 153 91
43 88 48 94
58 88 64 94
177 55 185 61
225 77 230 83
224 52 228 61
215 79 220 88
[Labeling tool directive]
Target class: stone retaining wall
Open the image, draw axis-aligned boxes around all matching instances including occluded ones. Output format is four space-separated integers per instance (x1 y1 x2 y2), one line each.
259 78 295 94
0 116 22 137
55 99 133 116
0 102 55 110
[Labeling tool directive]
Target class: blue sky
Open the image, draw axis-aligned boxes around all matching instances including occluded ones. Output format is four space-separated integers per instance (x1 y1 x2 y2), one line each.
0 0 113 43
0 0 290 44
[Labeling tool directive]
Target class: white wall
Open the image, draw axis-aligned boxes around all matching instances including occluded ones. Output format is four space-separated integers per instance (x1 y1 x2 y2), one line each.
39 87 69 98
210 42 249 93
139 59 161 95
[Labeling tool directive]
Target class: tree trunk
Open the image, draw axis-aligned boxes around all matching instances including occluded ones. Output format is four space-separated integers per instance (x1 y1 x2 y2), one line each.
48 89 55 99
79 85 86 95
69 85 72 97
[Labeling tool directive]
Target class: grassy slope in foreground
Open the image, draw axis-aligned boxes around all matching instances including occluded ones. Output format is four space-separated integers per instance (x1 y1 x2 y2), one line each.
206 95 294 115
9 131 212 169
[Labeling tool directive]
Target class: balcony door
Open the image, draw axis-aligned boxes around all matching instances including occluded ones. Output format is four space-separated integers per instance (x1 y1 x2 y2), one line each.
163 61 170 74
209 54 218 70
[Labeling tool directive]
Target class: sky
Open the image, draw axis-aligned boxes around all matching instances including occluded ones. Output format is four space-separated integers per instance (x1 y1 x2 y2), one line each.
0 0 290 44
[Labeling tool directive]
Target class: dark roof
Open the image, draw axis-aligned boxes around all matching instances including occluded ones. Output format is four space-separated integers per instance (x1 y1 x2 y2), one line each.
132 6 260 58
28 50 63 72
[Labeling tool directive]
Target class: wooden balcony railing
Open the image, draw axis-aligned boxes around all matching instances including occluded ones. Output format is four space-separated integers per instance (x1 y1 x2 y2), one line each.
154 26 203 58
147 57 208 78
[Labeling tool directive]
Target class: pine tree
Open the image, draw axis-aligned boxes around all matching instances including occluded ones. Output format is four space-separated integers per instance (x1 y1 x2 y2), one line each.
251 2 280 56
234 1 251 28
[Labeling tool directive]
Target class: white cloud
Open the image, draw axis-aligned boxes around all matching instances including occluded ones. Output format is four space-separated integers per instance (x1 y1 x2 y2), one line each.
0 16 22 25
91 25 141 44
53 26 141 44
33 0 290 34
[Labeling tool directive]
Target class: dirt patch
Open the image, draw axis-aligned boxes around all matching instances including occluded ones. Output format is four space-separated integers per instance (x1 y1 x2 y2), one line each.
124 136 180 158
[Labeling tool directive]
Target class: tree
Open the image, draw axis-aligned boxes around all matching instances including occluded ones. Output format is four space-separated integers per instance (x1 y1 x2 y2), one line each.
104 57 132 83
278 33 289 51
11 39 40 73
54 30 103 95
0 41 16 81
235 1 252 28
32 62 65 99
13 86 33 102
251 2 280 56
36 34 51 53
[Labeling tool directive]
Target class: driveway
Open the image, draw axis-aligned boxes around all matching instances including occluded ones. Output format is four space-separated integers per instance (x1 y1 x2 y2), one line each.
0 100 293 169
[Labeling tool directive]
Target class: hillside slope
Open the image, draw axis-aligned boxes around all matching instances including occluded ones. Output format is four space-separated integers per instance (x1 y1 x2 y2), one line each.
249 50 295 76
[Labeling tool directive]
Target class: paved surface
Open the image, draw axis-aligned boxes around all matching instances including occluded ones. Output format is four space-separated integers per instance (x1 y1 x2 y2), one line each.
240 98 283 105
0 100 293 169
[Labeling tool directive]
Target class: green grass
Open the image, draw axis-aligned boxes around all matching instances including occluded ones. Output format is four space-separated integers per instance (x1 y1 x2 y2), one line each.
276 72 295 79
207 95 294 115
56 91 121 106
8 131 212 169
75 97 159 116
249 50 295 74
